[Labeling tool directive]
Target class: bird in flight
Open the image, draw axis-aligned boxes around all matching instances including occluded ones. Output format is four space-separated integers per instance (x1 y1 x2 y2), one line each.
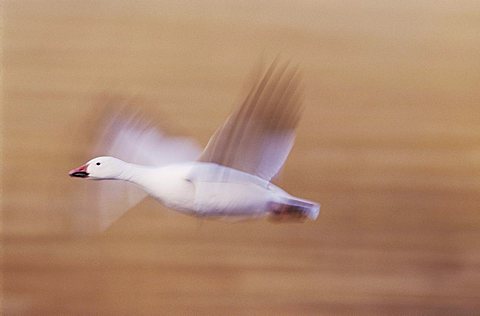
69 60 320 231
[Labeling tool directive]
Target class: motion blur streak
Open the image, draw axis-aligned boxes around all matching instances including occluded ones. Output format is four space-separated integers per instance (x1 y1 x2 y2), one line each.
3 1 480 315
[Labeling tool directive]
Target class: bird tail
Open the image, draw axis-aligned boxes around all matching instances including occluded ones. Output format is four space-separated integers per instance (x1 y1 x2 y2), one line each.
268 197 320 222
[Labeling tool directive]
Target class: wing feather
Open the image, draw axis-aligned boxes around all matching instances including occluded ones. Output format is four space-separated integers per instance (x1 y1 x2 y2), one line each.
198 60 304 181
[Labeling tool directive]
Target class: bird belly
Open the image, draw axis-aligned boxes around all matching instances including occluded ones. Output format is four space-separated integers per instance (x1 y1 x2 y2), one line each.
143 177 197 215
190 182 272 218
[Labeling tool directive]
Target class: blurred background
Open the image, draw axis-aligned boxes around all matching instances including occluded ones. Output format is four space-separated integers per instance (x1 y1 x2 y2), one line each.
3 1 480 315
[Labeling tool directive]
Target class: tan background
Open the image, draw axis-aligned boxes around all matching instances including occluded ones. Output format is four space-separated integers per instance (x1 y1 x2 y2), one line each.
3 1 480 315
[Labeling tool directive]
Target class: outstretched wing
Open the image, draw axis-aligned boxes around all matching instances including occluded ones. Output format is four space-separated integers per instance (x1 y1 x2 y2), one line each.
198 60 304 181
73 99 201 233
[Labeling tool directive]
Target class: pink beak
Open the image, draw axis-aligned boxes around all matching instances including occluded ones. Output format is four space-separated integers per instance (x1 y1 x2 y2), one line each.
69 164 89 178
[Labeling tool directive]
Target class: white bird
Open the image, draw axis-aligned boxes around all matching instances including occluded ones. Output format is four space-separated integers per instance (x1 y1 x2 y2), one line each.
69 60 320 231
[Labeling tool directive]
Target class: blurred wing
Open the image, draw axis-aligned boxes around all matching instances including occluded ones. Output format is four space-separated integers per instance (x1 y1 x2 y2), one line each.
77 104 201 232
198 60 304 181
93 108 201 166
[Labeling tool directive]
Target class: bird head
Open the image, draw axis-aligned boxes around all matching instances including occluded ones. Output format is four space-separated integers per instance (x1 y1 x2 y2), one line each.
69 156 126 180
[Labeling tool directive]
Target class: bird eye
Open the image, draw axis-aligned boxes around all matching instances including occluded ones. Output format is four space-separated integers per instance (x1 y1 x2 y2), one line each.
96 162 101 166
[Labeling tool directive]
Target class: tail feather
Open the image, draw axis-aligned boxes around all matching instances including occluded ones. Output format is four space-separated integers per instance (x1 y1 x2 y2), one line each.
268 197 320 221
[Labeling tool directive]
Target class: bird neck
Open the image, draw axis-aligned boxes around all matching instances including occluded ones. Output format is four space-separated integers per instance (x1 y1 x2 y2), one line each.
118 163 169 196
117 163 150 182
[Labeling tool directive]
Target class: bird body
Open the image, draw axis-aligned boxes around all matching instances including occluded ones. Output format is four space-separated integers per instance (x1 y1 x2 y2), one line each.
74 158 319 220
69 60 320 230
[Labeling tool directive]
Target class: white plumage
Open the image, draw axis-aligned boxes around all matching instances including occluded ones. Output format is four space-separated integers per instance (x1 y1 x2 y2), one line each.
69 60 320 230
